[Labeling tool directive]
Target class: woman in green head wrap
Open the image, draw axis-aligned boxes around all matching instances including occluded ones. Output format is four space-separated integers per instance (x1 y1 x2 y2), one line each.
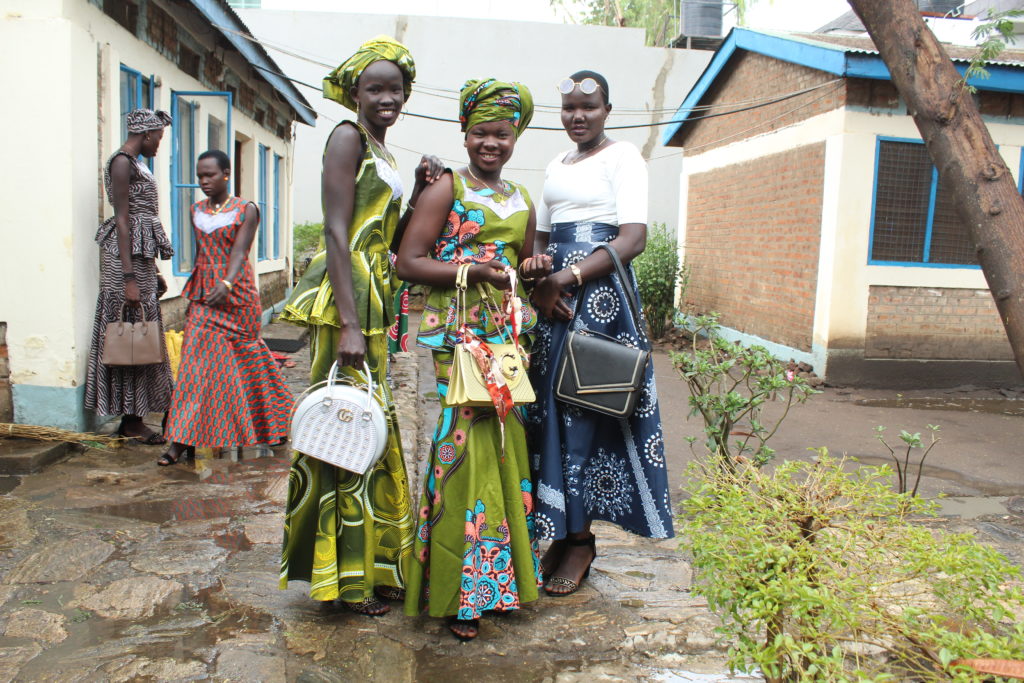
279 36 443 617
395 79 553 641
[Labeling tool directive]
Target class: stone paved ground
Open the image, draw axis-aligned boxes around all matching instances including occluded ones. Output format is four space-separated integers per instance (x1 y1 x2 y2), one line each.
1 321 1023 681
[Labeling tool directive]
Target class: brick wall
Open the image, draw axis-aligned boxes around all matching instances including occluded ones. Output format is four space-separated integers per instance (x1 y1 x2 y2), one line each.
679 52 846 154
865 286 1013 360
683 143 825 352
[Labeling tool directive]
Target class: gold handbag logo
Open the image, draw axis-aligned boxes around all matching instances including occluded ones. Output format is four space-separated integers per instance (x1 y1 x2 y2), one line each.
337 408 354 422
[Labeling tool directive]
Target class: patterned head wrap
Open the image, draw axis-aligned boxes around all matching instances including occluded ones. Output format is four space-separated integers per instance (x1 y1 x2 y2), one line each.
323 35 416 113
459 79 534 138
126 109 172 134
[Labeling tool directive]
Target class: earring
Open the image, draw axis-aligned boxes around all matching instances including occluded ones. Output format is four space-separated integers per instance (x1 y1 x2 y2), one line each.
224 176 229 180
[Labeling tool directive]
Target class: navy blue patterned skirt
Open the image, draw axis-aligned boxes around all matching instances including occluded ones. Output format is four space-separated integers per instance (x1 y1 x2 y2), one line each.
526 222 674 540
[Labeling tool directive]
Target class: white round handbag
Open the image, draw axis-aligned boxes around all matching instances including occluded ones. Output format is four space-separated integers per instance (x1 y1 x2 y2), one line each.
288 361 388 474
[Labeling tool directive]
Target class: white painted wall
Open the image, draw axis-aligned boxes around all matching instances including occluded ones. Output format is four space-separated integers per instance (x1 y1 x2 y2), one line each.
0 0 300 427
677 97 1022 372
237 10 712 230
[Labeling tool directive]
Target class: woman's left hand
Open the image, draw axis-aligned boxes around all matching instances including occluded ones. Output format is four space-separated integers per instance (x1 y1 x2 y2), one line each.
519 254 553 281
413 155 444 189
156 275 168 298
206 281 231 306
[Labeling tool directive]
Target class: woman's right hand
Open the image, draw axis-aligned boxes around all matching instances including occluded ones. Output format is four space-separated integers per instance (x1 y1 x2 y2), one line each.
531 271 574 321
469 260 511 290
336 325 366 368
124 279 142 307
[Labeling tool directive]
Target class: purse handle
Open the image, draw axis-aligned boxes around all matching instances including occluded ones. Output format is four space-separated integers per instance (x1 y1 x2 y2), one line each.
326 360 377 416
576 243 646 342
119 303 150 325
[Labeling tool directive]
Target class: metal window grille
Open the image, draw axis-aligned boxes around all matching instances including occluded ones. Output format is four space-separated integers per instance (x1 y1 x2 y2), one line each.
871 139 975 265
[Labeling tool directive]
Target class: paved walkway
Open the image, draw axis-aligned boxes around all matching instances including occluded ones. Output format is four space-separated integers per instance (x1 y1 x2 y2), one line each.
0 321 1022 681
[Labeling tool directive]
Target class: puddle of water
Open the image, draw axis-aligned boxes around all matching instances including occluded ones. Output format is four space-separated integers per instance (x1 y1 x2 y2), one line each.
937 496 1009 519
854 397 1024 416
91 497 248 524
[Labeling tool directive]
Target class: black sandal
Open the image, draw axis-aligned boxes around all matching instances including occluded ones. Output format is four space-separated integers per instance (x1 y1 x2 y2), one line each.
156 445 195 467
342 597 390 616
544 533 596 597
374 586 405 602
448 617 480 641
118 421 167 446
539 538 568 582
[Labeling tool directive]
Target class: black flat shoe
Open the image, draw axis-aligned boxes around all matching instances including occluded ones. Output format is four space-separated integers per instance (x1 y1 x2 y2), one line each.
448 617 479 641
544 533 596 597
156 445 195 467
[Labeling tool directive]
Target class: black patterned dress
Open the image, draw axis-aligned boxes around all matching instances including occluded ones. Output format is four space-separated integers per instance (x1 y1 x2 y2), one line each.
85 151 174 417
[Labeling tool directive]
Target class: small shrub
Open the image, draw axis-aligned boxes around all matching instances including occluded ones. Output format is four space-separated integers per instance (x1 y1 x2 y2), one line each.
875 424 941 497
681 453 1024 682
633 222 686 339
671 312 817 469
292 221 323 275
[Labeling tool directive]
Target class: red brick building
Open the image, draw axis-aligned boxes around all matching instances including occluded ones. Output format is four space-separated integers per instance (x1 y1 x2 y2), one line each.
663 28 1024 387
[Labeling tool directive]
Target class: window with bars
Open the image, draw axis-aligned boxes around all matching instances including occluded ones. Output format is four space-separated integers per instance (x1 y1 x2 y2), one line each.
869 138 978 266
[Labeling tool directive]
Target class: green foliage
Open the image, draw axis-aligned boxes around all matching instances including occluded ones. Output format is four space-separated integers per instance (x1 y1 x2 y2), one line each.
875 423 940 497
670 312 816 469
963 8 1024 92
633 222 687 339
552 0 678 46
681 453 1024 682
292 221 323 277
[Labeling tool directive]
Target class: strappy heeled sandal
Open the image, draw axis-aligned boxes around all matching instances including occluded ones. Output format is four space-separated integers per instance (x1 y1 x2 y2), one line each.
342 597 390 616
448 617 480 641
544 533 596 597
539 538 568 582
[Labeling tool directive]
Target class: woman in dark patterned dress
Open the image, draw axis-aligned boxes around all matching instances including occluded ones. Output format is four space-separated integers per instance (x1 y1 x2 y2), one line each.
158 150 291 465
85 109 174 443
528 71 674 597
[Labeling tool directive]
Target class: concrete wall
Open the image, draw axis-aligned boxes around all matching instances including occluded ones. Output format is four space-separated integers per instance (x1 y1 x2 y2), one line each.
676 56 1024 385
0 0 298 428
237 10 712 231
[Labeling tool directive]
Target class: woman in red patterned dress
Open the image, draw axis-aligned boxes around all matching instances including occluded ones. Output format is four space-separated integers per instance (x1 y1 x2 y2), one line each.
159 150 291 465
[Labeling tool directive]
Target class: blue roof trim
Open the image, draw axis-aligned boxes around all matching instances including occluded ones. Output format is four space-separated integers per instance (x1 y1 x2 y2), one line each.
189 0 316 127
663 27 1024 146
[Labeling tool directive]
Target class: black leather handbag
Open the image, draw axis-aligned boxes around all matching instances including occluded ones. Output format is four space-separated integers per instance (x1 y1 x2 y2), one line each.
555 243 651 419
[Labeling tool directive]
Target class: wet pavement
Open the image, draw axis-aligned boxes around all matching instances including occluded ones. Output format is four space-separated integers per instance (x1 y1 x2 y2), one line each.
0 321 1023 681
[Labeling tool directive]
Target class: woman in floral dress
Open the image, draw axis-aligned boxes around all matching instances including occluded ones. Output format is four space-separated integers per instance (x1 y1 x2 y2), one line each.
397 79 552 641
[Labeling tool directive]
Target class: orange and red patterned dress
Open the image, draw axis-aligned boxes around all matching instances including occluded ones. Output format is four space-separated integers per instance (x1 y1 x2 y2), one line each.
164 197 291 448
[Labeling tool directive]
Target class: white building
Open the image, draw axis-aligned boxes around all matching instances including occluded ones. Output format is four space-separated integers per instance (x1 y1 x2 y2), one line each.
0 0 315 429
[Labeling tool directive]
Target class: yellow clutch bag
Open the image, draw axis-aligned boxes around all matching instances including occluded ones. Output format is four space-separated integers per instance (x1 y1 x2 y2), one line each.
445 264 536 408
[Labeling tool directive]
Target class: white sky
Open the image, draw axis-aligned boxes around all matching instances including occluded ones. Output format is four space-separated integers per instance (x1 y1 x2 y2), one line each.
257 0 855 33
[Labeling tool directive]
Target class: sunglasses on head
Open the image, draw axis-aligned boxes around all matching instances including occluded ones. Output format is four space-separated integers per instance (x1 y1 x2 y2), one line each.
557 77 601 95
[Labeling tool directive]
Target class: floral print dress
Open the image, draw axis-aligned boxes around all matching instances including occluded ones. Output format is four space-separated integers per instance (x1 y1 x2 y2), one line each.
404 172 543 619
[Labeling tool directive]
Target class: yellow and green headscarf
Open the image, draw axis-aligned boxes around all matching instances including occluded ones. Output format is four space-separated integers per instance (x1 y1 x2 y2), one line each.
458 79 534 138
323 35 416 113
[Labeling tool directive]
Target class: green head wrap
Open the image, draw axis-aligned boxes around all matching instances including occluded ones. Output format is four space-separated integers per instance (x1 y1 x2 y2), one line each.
458 79 534 138
323 35 415 113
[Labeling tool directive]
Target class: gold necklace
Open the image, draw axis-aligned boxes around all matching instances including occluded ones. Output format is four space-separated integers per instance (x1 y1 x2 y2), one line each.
361 123 393 161
211 196 232 214
465 166 511 202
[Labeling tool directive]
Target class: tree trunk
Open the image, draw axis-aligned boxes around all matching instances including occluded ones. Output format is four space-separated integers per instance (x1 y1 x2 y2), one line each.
847 0 1024 378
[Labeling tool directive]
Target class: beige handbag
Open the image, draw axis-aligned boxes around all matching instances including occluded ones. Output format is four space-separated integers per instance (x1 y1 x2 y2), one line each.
101 305 164 366
446 263 535 408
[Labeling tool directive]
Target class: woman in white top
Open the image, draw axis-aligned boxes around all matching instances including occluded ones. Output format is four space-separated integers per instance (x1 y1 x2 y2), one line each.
527 71 673 597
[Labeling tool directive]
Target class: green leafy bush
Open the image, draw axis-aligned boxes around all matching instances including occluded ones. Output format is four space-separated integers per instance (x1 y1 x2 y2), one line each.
671 312 817 469
292 221 323 278
633 222 686 339
681 453 1024 682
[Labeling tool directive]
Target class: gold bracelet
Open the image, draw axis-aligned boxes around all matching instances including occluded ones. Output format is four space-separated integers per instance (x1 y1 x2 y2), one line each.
221 279 233 290
518 261 536 282
569 264 583 287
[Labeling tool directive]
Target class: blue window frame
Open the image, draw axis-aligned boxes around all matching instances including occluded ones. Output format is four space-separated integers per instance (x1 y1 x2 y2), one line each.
273 154 282 259
119 65 154 169
868 137 980 268
258 144 269 261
